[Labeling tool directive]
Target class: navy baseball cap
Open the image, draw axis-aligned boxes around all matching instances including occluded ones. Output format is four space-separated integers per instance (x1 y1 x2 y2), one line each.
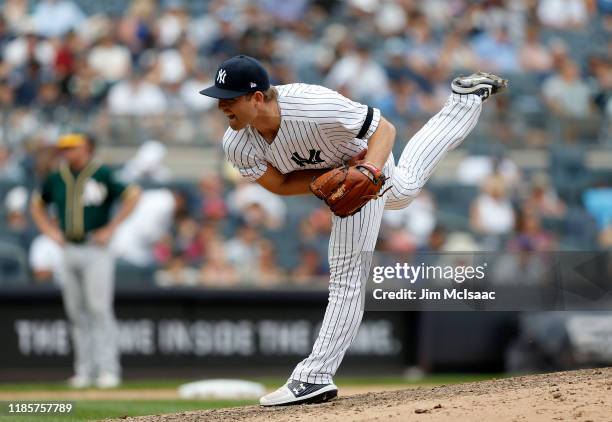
199 55 270 99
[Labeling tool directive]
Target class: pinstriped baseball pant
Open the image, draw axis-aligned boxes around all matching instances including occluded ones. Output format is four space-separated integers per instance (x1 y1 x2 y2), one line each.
291 93 483 384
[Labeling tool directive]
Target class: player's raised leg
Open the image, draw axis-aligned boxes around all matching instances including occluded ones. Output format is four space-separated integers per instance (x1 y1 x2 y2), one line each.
385 72 507 210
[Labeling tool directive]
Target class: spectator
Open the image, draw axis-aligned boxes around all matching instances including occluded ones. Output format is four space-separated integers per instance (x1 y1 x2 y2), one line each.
406 14 441 76
4 185 29 233
173 214 201 262
156 46 187 85
441 232 482 252
2 0 28 33
16 68 45 110
154 249 199 287
585 55 612 115
87 30 132 83
470 175 516 241
180 68 217 112
66 56 107 111
519 26 554 75
157 0 189 47
0 16 12 55
382 38 431 93
599 224 612 249
543 59 592 118
523 173 567 219
299 206 332 253
198 173 228 221
291 246 328 286
382 191 437 250
225 223 262 278
259 0 309 24
421 224 448 253
583 185 612 229
4 27 55 71
325 37 390 103
254 239 285 287
31 0 85 38
491 211 553 287
0 0 610 290
36 79 63 119
199 239 239 287
0 144 25 182
456 153 521 188
376 77 428 123
471 27 520 72
186 221 224 263
107 69 167 116
116 0 157 56
374 0 407 36
206 14 240 60
0 78 15 109
537 0 589 29
507 208 556 252
153 233 173 265
54 31 83 94
227 181 286 229
439 29 479 73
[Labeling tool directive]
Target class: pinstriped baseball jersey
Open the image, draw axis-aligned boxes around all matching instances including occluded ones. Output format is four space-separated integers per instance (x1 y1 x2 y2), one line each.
222 83 380 180
218 81 487 386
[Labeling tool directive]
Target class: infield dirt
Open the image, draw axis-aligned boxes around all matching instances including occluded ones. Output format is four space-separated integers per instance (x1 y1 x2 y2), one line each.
107 367 612 422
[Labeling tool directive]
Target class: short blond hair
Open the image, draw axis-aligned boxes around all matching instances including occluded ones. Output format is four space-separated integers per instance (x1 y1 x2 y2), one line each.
246 86 278 102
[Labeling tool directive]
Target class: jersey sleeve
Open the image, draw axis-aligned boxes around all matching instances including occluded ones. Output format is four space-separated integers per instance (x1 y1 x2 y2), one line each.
222 129 268 182
304 85 381 144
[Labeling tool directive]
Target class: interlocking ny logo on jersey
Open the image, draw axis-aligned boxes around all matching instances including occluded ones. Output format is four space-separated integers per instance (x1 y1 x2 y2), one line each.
291 149 324 167
217 69 227 84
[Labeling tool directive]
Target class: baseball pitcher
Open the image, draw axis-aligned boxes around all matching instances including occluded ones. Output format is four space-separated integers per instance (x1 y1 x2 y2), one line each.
200 55 507 405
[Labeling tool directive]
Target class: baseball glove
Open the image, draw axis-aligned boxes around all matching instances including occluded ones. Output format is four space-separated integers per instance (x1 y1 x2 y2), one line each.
310 162 388 218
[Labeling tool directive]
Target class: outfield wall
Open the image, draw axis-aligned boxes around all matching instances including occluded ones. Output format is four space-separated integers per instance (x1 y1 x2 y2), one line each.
0 287 517 381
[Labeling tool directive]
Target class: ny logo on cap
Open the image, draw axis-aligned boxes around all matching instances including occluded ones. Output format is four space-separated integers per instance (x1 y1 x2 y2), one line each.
217 69 227 84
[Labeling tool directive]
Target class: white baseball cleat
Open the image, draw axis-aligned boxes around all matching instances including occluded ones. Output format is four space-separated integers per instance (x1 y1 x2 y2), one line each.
95 372 121 389
451 71 508 101
68 374 92 389
259 380 338 406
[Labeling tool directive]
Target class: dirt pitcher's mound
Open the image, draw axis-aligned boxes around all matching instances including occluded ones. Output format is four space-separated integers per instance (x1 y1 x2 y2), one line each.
110 368 612 422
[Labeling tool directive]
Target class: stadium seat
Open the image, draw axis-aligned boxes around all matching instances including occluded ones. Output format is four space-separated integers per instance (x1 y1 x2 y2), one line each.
550 145 589 204
0 240 28 284
115 260 156 289
430 183 478 216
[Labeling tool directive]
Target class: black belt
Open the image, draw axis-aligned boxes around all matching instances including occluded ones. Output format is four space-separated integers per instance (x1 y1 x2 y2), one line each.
66 237 86 244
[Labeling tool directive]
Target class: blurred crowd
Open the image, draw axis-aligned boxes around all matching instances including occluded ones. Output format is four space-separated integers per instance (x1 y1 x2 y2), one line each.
0 0 608 155
2 137 611 289
0 0 611 288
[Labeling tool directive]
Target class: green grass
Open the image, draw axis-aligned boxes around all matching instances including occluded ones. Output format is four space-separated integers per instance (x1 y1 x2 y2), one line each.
1 399 255 422
0 373 502 393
